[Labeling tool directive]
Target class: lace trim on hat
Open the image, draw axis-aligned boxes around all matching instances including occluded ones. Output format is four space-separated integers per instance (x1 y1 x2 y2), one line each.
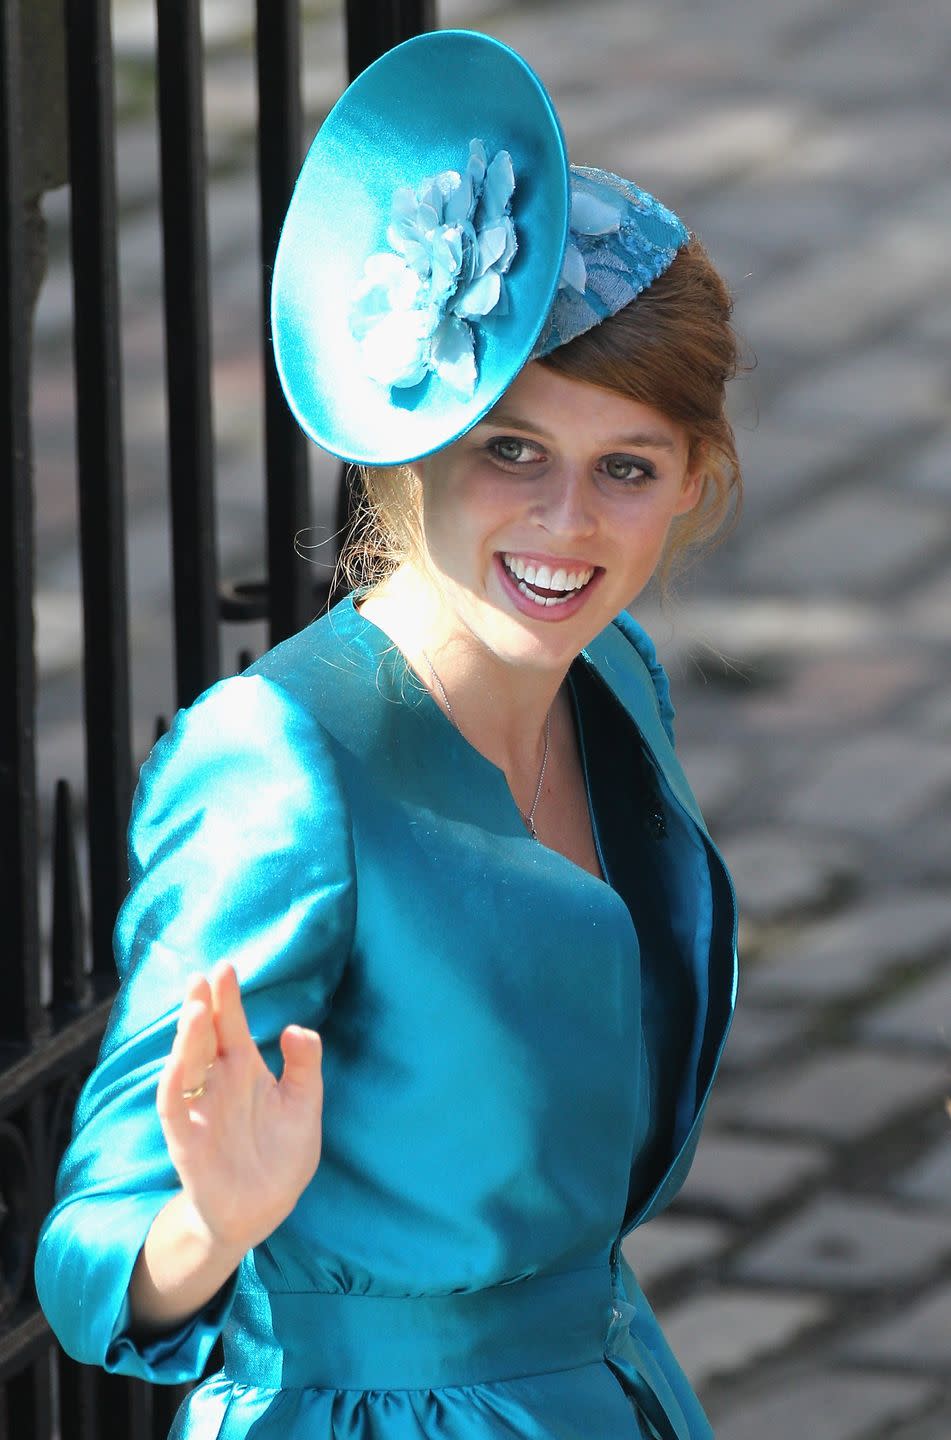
531 167 689 360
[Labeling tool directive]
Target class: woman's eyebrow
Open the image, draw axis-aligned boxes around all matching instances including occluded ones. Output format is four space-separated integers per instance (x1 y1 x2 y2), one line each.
614 432 676 450
478 411 552 435
479 412 676 450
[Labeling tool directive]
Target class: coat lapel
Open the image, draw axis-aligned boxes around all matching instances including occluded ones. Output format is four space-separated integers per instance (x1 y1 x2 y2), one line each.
582 614 739 1231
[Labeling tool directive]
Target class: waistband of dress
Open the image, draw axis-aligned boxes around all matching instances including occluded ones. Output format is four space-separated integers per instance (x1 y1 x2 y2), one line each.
223 1265 616 1391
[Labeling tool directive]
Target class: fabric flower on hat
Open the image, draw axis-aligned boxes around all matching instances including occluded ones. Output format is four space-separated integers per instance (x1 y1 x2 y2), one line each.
350 140 517 400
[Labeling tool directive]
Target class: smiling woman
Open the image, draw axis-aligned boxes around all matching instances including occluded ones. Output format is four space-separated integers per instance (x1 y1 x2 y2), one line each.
36 29 742 1440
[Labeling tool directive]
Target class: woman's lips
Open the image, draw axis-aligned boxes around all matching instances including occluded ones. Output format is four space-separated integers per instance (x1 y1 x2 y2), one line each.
494 552 602 620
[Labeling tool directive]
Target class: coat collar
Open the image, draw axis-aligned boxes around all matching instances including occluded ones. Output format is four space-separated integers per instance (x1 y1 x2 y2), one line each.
581 617 709 837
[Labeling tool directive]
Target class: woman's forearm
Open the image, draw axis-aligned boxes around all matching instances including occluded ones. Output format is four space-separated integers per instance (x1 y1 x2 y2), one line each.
128 1191 248 1335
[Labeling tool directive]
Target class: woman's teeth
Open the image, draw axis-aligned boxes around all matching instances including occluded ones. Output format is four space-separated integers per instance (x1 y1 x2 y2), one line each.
502 553 595 607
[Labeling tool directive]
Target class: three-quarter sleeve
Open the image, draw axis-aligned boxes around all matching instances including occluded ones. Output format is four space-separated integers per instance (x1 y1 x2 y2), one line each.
35 673 356 1382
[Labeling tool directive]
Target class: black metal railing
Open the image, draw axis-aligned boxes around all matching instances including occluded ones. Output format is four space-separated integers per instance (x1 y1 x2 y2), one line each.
1 2 434 1434
65 0 134 978
1 0 40 1048
156 0 221 706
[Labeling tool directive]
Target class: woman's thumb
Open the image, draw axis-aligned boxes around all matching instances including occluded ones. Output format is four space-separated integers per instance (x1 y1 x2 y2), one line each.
278 1025 323 1097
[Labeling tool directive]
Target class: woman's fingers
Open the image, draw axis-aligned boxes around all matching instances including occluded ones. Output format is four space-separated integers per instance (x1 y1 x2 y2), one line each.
278 1025 323 1102
208 961 255 1056
157 1034 207 1140
165 984 218 1099
157 989 222 1152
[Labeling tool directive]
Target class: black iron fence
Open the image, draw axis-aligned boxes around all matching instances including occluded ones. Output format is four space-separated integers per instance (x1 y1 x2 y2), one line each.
0 2 434 1433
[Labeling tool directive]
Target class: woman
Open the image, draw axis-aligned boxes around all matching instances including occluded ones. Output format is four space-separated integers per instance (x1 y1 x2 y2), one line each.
36 29 740 1440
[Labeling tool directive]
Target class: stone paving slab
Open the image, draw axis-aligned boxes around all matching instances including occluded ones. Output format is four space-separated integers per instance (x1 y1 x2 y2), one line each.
731 1193 951 1289
746 893 951 1002
610 104 803 194
740 218 951 354
739 488 951 596
696 176 863 277
640 596 896 674
766 345 950 441
841 1283 951 1372
729 419 851 518
711 1369 941 1440
862 965 951 1051
678 1132 829 1219
734 653 934 742
716 1049 949 1140
885 817 951 893
918 683 951 740
659 1288 828 1390
782 734 951 831
894 1136 951 1209
775 4 951 96
667 743 746 826
719 827 858 924
621 1215 733 1289
892 1400 951 1440
902 568 951 645
913 290 951 349
638 0 850 52
717 1003 811 1073
907 432 951 501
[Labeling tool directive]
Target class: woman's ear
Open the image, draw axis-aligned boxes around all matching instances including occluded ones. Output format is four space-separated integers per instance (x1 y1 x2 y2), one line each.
673 464 704 516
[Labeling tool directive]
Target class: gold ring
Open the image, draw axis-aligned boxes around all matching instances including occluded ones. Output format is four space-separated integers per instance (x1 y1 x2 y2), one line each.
182 1061 214 1103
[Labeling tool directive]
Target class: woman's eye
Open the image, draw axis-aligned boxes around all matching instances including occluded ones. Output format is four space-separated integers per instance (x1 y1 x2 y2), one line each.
603 455 656 484
489 437 541 465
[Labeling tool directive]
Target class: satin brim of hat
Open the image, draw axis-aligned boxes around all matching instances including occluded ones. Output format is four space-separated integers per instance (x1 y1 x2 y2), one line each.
270 30 570 466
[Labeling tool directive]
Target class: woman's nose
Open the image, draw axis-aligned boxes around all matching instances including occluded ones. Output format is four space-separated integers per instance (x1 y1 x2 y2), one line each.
532 465 596 538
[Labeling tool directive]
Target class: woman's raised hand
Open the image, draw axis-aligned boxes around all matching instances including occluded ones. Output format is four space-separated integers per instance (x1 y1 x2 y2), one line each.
156 961 324 1255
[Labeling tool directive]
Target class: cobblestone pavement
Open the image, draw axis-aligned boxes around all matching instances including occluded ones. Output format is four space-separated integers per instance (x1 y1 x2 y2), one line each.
29 0 951 1435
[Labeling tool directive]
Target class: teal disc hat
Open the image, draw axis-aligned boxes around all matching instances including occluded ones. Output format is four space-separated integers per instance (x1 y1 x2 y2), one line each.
271 29 690 466
271 30 571 466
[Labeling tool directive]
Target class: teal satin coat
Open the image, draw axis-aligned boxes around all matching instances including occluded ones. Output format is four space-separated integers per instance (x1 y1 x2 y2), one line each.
36 595 738 1440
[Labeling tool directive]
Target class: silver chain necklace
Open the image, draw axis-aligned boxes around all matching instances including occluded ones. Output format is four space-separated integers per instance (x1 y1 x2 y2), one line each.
421 649 551 841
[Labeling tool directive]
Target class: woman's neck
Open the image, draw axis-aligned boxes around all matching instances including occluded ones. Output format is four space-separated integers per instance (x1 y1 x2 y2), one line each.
355 563 571 786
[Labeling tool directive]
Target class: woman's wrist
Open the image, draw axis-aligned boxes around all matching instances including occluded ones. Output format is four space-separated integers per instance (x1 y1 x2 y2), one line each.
128 1191 249 1335
174 1191 255 1263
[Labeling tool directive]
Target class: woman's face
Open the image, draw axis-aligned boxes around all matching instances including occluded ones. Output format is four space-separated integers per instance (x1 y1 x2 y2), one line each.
411 361 701 671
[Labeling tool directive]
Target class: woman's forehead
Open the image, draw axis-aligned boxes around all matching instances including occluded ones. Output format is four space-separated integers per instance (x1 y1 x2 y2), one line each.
479 364 683 449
